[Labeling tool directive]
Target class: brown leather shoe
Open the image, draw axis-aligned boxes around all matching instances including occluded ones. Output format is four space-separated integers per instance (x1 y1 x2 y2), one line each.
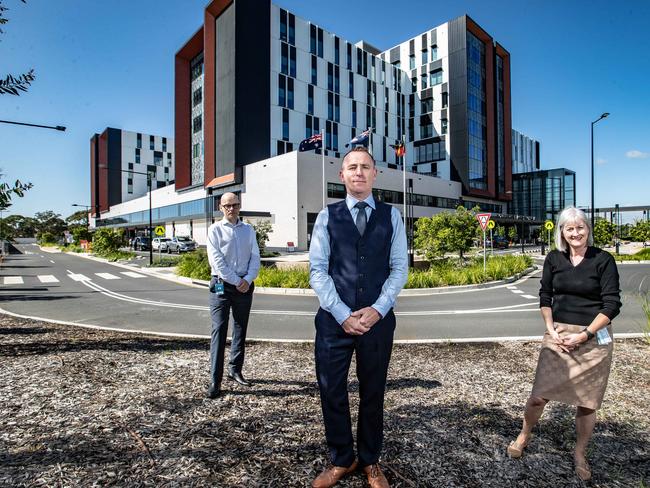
363 464 389 488
312 460 358 488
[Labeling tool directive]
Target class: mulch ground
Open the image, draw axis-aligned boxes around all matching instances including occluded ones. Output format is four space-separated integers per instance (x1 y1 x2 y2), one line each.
0 315 648 487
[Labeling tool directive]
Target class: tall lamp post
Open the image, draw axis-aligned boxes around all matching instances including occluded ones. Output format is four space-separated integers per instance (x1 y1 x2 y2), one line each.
71 203 91 229
99 167 154 265
591 112 609 230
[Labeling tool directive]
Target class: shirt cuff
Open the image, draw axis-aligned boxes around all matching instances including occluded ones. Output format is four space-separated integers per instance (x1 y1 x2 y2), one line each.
331 303 352 325
243 275 254 285
371 300 389 319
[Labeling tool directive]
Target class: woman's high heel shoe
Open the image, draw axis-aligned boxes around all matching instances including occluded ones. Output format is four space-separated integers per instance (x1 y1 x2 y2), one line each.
507 435 530 458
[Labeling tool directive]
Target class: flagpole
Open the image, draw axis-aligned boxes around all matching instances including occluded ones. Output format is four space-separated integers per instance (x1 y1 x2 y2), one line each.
402 137 406 222
321 128 326 209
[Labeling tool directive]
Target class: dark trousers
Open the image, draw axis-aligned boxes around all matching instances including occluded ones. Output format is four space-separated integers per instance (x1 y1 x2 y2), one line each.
314 307 395 468
209 279 254 388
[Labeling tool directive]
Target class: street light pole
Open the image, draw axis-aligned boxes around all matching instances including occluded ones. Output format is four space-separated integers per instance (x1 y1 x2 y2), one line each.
590 112 609 230
0 119 66 131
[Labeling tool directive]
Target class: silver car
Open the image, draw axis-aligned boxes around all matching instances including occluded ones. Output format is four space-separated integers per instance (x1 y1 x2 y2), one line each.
152 237 172 252
167 236 197 253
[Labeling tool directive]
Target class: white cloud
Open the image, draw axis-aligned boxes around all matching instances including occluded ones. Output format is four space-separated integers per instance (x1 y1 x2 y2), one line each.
625 150 649 159
596 158 607 165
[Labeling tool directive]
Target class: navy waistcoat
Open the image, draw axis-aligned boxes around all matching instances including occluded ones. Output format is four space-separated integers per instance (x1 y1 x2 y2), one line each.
326 199 393 311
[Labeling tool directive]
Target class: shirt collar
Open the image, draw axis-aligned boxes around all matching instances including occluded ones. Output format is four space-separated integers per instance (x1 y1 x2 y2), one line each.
346 193 376 211
220 217 242 228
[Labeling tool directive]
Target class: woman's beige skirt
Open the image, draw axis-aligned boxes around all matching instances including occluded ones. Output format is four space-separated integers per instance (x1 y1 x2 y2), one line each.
531 322 613 410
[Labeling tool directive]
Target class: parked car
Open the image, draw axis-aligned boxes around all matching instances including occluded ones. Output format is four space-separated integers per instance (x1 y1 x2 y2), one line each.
152 237 172 252
167 236 197 253
132 236 151 251
493 236 509 249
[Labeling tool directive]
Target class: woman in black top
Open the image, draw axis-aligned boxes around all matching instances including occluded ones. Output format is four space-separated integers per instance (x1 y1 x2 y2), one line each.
507 207 621 481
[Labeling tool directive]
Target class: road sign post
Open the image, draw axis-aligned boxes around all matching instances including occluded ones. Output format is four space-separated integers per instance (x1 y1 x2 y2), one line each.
476 213 491 274
544 221 554 254
487 219 495 255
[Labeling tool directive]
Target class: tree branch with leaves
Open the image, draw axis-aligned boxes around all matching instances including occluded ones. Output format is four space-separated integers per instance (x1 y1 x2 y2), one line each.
0 0 35 96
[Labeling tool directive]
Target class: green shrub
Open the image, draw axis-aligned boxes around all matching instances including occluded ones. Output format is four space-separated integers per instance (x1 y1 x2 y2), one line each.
38 231 57 245
92 228 124 256
611 248 650 261
256 266 310 288
147 255 182 268
176 249 211 280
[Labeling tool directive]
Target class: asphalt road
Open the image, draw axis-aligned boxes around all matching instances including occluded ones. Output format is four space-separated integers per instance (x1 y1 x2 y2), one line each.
1 244 647 341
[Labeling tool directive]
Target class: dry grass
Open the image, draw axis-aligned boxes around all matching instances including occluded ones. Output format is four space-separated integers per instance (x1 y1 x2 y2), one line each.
1 315 648 487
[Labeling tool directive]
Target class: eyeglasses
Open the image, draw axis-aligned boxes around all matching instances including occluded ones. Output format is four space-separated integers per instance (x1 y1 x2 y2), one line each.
221 203 240 209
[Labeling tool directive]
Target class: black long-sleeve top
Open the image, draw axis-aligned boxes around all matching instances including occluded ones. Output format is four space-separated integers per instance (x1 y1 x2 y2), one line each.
539 247 622 326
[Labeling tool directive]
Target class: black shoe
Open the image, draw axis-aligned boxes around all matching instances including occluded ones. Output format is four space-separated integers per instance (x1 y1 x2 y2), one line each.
207 384 221 399
227 371 252 387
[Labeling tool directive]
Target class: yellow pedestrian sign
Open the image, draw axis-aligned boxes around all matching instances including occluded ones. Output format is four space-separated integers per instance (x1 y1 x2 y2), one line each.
544 221 554 231
154 226 165 236
487 219 496 230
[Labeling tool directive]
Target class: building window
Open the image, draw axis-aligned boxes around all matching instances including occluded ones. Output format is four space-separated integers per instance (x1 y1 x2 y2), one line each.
441 118 448 135
154 151 163 166
429 69 442 86
334 36 340 65
193 143 200 158
310 24 316 54
278 73 286 106
333 123 338 151
420 73 427 90
308 84 314 115
135 148 140 164
335 94 340 122
356 47 362 75
149 135 155 150
128 162 133 170
288 13 295 45
317 27 323 57
411 77 417 93
420 122 433 139
430 44 438 62
289 45 296 78
442 92 448 108
311 55 317 85
193 115 202 133
279 8 287 41
305 114 312 138
346 42 352 70
328 92 333 120
409 54 415 70
281 42 288 75
190 53 204 81
467 31 488 190
326 120 331 150
287 77 294 109
282 108 289 141
327 62 333 91
334 65 340 94
421 49 428 65
136 133 142 149
352 100 357 128
421 97 433 114
349 71 354 98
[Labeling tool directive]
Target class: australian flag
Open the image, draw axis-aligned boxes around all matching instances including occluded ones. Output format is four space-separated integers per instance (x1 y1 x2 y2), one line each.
345 128 371 148
298 133 323 152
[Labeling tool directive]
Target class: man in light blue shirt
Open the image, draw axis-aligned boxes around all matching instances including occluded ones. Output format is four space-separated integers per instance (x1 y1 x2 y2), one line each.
206 192 260 399
309 147 408 488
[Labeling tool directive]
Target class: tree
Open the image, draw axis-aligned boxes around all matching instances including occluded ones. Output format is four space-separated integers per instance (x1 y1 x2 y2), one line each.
494 224 506 238
0 170 33 210
630 220 650 243
66 209 89 227
593 219 615 247
508 226 518 243
34 210 67 241
251 219 273 253
414 206 477 260
0 0 35 96
0 213 37 240
92 228 123 255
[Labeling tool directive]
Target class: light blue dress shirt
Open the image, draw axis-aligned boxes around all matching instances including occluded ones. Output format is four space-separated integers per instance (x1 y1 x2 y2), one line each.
207 218 261 286
309 194 409 325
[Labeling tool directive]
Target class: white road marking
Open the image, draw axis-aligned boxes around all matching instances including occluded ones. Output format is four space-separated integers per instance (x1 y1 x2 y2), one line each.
511 290 524 294
120 271 146 278
506 285 517 289
49 260 55 264
95 273 120 280
68 273 91 282
3 276 24 285
522 294 537 299
37 275 59 283
24 251 34 255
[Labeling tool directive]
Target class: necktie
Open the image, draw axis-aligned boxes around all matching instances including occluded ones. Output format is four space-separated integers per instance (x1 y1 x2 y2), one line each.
355 201 369 236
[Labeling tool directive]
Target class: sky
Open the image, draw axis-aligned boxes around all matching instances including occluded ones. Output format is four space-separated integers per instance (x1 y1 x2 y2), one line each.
1 0 649 223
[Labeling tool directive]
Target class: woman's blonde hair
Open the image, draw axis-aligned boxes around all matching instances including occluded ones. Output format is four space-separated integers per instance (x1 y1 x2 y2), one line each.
554 206 593 252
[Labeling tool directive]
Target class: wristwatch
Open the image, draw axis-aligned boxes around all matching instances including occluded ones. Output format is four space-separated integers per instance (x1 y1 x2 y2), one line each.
583 328 595 341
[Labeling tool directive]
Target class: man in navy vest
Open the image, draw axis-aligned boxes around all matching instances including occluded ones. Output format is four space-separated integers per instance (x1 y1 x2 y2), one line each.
309 147 408 488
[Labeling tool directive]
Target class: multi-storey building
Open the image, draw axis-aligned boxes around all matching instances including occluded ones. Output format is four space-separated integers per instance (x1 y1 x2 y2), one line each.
94 1 518 249
90 128 174 216
512 129 540 174
509 168 576 223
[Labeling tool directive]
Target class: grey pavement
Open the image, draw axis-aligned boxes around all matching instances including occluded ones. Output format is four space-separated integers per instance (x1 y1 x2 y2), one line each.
1 243 647 341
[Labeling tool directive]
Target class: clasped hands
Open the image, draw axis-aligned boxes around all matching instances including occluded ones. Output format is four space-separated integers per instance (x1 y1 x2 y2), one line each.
236 279 250 293
342 307 381 335
550 329 588 353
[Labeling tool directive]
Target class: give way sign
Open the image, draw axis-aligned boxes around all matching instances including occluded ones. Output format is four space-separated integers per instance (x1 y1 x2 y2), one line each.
476 213 491 231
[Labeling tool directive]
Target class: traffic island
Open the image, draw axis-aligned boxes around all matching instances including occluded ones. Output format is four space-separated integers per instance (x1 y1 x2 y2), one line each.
1 314 648 487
